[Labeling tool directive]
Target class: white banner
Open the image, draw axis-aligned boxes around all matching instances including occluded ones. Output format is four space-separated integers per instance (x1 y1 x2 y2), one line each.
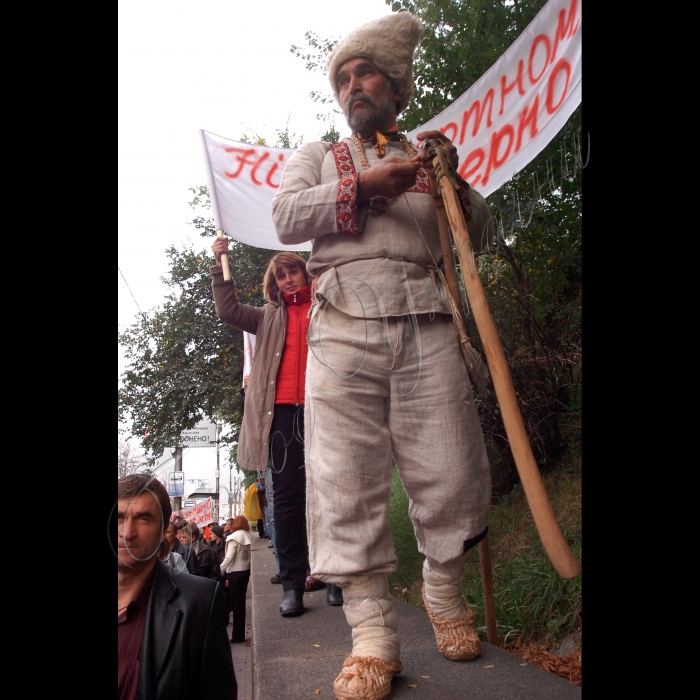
173 497 213 526
406 0 581 196
200 0 581 252
200 130 304 251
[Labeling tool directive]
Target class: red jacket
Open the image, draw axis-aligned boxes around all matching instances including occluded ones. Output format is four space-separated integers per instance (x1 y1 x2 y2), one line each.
274 285 311 405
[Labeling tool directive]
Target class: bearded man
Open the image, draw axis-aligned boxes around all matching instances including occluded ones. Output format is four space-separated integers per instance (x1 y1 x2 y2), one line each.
271 12 495 700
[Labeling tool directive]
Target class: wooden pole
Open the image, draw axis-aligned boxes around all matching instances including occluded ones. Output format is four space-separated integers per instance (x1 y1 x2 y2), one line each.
479 537 499 645
428 172 499 642
216 229 231 282
429 142 581 580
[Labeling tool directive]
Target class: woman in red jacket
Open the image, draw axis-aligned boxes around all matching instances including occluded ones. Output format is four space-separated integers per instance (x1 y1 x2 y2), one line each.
210 238 316 617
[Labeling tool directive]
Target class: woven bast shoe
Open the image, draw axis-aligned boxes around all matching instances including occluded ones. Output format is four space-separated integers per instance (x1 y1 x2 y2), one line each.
333 655 403 700
422 584 481 661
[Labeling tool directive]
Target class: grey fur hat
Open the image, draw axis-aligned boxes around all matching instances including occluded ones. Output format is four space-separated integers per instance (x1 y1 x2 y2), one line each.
327 12 424 115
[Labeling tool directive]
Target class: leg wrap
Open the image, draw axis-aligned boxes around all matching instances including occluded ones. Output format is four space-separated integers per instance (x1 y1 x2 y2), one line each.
333 575 402 700
422 555 468 620
422 556 480 662
341 575 400 662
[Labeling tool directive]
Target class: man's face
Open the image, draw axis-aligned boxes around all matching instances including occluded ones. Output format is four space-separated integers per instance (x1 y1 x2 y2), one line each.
178 528 192 546
117 492 164 572
337 58 400 136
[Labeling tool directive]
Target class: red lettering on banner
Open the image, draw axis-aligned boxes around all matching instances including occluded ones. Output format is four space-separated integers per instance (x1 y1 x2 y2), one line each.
459 148 486 186
546 59 571 114
459 89 495 144
441 123 458 143
516 94 540 152
551 0 581 64
251 152 269 186
499 60 525 116
224 148 285 189
223 147 258 179
481 125 515 187
266 154 285 189
528 34 551 85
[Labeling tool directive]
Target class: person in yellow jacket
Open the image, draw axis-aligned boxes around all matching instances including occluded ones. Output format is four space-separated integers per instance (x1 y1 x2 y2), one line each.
243 482 264 522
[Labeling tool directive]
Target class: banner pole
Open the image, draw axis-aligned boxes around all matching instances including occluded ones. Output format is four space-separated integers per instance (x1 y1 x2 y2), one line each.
200 130 231 281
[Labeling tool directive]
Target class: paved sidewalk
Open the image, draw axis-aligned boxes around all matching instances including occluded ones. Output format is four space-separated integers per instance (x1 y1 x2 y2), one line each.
249 536 582 699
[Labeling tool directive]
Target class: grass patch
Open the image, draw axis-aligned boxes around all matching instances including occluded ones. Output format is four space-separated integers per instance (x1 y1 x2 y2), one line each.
387 462 581 647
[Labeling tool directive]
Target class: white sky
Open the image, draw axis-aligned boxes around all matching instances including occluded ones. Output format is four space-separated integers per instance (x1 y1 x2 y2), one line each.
118 0 392 352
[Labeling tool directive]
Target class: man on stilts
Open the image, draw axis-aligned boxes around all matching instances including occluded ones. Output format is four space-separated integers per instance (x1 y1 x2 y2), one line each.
271 11 495 700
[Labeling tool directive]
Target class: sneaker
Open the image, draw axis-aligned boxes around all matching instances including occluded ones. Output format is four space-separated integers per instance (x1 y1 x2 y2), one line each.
271 573 281 584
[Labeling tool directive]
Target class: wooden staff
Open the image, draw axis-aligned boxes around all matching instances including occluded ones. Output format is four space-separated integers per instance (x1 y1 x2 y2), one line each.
426 140 581 580
429 172 499 643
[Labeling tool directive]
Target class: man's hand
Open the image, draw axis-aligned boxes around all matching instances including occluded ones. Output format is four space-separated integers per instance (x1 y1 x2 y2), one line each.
357 157 422 203
211 236 230 264
414 130 459 178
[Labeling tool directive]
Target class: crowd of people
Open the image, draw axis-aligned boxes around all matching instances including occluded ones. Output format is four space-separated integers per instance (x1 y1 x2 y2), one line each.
120 10 498 700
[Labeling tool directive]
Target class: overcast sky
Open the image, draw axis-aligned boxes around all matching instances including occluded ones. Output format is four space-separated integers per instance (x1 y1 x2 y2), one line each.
118 0 392 351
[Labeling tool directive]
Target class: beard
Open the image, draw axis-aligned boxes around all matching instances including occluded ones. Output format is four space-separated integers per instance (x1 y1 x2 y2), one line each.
343 87 396 136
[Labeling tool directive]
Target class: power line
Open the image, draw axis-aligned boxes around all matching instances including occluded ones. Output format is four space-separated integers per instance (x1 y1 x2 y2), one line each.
119 265 146 318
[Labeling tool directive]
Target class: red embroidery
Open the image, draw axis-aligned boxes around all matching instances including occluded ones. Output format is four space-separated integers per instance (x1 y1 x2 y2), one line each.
407 167 431 194
331 142 359 236
331 140 431 229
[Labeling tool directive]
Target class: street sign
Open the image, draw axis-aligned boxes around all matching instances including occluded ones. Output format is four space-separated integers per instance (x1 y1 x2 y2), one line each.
167 472 185 497
180 421 217 448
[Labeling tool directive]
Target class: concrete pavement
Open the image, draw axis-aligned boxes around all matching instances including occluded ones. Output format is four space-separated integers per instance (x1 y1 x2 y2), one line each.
247 536 582 699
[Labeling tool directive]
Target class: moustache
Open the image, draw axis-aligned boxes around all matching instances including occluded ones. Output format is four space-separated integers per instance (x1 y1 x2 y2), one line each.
344 93 375 111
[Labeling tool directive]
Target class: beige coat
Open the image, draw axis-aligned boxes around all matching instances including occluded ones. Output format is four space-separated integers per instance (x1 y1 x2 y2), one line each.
220 530 255 573
211 266 287 471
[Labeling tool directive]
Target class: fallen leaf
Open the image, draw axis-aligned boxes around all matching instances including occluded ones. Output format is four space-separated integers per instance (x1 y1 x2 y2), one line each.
420 645 424 649
313 644 320 648
407 684 417 688
484 665 495 668
314 691 320 695
420 675 430 678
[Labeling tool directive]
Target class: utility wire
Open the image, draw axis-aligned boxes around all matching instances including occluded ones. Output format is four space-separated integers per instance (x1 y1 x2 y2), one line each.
119 265 146 319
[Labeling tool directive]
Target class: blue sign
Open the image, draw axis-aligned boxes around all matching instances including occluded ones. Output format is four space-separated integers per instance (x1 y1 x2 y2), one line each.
167 472 185 497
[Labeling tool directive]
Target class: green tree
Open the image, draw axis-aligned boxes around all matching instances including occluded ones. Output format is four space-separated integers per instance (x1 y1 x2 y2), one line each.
118 190 282 462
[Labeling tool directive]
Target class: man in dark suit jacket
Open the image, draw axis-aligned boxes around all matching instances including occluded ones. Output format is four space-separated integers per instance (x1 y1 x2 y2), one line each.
118 474 237 700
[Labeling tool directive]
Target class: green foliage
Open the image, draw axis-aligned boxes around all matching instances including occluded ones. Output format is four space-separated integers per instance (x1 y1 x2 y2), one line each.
387 462 582 645
275 115 304 149
387 466 423 592
118 187 280 462
391 0 548 133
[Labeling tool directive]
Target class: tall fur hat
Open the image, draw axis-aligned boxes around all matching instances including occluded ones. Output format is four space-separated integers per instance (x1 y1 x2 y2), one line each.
327 12 424 115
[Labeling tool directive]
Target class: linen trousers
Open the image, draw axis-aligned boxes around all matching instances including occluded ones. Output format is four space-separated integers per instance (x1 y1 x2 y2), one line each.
305 305 491 582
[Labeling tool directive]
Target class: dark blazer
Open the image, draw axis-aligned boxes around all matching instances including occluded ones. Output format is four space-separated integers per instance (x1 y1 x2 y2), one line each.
136 559 237 700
